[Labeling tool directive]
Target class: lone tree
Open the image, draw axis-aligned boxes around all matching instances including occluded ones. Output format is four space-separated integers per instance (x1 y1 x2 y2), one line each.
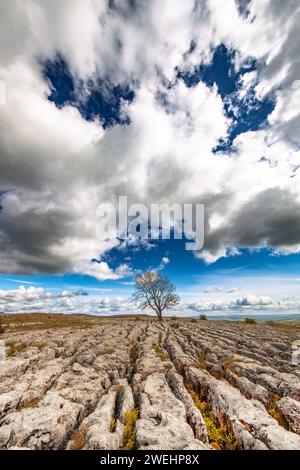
132 271 180 321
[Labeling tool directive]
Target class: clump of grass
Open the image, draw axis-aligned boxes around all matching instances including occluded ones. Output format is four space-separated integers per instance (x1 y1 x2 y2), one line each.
130 344 138 367
267 393 290 431
191 318 197 323
220 356 243 377
6 341 27 357
17 396 41 411
154 346 169 362
245 318 256 324
69 427 87 450
34 342 46 351
109 417 117 433
99 348 115 355
187 384 239 450
196 353 207 370
199 315 208 321
122 408 139 450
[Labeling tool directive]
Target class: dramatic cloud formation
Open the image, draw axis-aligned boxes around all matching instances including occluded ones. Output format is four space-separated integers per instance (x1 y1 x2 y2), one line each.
0 0 300 285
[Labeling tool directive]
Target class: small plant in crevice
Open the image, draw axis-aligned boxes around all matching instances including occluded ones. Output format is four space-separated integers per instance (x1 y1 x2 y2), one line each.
99 347 115 356
122 408 139 450
109 417 117 433
245 318 256 325
196 353 207 370
154 345 169 362
17 396 41 411
130 344 138 368
220 356 241 376
6 341 27 357
267 393 291 431
186 384 240 450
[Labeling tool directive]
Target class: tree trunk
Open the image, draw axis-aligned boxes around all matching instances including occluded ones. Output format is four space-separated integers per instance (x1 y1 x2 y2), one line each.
156 309 163 322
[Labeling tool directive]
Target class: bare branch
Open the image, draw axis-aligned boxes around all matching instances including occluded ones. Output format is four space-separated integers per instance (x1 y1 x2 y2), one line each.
132 271 180 321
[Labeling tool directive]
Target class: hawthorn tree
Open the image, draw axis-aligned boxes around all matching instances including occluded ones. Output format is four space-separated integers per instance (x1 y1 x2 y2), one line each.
132 271 180 321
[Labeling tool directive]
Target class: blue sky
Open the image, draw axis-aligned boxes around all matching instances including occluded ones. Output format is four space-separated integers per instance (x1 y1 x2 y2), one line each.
0 0 300 315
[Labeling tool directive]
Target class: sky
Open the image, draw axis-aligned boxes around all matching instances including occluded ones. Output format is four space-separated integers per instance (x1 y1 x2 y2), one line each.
0 0 300 316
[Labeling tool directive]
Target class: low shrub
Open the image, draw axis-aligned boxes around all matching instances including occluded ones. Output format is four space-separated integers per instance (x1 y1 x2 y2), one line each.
245 318 256 324
199 314 208 321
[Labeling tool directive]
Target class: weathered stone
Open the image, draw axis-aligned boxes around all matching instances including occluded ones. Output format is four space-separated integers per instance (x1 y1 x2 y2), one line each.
276 397 300 435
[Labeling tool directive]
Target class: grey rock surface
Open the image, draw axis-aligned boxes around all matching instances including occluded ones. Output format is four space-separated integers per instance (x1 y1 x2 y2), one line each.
0 316 299 450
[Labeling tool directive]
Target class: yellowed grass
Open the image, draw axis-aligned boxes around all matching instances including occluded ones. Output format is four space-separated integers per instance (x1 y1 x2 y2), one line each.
187 384 239 450
154 346 169 362
69 427 87 450
122 408 139 450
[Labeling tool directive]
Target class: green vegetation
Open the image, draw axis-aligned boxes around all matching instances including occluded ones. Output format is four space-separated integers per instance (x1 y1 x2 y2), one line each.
196 353 207 370
245 318 257 324
130 344 138 367
220 355 241 376
17 396 41 411
6 341 28 357
187 384 239 450
199 315 208 321
99 348 115 355
122 408 139 450
154 345 169 362
109 417 117 433
267 393 291 431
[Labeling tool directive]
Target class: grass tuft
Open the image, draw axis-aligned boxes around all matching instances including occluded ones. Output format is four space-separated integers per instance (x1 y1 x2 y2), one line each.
99 348 115 355
187 384 239 450
17 396 41 411
109 417 117 433
130 344 138 367
6 341 28 357
267 393 291 431
122 408 139 450
196 353 207 370
154 346 169 362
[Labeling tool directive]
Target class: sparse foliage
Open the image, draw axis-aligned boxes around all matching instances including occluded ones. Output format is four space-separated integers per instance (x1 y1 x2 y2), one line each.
132 271 180 321
245 318 256 324
199 314 208 321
